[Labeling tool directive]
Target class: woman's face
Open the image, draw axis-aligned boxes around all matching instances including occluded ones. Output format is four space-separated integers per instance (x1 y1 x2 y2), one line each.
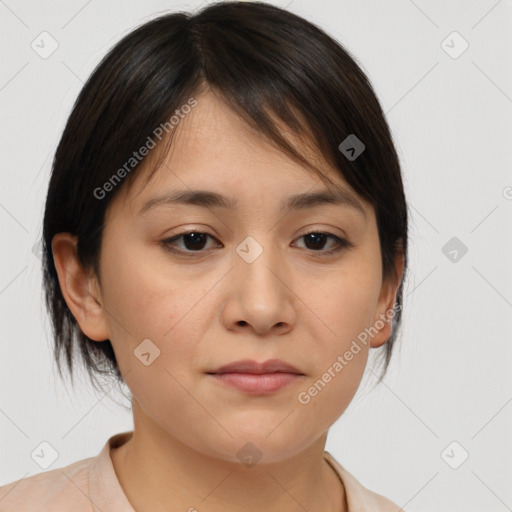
85 90 400 463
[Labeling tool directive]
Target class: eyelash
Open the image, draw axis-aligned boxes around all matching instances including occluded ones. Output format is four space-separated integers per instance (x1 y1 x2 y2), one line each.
160 230 352 256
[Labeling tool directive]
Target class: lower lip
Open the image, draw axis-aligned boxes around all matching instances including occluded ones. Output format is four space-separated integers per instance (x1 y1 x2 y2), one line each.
210 372 303 394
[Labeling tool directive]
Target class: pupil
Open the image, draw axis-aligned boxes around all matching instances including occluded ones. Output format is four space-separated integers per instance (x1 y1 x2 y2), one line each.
184 233 207 250
306 233 325 250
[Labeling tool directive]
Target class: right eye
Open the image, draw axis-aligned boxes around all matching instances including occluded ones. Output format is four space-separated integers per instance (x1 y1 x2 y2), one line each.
160 231 222 255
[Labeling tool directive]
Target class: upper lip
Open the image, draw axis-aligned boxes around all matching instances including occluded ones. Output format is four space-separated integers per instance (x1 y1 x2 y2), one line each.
208 359 304 375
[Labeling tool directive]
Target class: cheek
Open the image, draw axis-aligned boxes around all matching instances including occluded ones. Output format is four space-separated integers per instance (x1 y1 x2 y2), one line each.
313 258 382 355
299 255 382 411
99 247 209 375
103 268 212 439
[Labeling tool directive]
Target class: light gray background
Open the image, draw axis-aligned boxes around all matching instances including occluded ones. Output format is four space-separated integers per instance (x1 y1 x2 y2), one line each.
1 1 511 511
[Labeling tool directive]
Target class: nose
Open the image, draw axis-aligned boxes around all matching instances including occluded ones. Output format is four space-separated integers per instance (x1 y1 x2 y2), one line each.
221 238 297 336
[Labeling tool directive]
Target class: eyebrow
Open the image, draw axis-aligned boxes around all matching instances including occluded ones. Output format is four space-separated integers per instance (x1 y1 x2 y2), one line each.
137 188 366 218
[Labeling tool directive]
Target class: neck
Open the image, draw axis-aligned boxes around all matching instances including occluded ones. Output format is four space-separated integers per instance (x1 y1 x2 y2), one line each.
110 401 347 512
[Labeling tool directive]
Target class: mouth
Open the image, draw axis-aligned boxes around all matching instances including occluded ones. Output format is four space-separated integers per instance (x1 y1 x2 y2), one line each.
206 359 305 395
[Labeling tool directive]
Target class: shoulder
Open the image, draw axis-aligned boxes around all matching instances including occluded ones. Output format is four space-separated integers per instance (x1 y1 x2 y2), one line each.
324 451 405 512
0 456 95 512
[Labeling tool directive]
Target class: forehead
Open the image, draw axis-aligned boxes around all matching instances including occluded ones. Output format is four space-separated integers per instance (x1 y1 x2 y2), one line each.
113 89 369 217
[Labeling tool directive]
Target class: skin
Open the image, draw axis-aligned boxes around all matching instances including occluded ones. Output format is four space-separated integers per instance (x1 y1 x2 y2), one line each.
52 87 404 512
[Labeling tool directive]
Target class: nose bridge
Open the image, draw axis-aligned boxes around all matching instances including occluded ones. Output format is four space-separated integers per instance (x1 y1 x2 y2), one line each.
235 233 281 289
232 232 291 311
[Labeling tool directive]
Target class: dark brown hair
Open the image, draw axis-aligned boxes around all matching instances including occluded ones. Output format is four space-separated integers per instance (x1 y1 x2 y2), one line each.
42 0 408 391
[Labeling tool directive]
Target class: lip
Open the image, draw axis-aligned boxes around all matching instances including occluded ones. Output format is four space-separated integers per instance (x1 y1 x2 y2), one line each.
209 358 304 375
206 359 305 395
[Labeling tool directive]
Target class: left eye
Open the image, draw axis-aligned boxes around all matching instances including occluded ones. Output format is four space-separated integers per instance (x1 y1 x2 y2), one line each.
161 231 351 255
294 231 351 254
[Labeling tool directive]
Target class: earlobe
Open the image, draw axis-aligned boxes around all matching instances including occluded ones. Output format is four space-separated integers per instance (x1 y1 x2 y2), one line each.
370 250 405 349
369 304 394 348
51 233 109 342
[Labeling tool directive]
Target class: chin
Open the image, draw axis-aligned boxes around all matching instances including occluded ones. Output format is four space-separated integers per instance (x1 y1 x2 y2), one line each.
192 424 317 466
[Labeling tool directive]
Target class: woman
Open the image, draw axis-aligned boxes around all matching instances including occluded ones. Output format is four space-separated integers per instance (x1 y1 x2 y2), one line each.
0 2 408 510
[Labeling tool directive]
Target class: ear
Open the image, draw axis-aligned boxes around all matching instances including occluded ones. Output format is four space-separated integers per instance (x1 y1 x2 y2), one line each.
51 233 109 342
370 249 405 349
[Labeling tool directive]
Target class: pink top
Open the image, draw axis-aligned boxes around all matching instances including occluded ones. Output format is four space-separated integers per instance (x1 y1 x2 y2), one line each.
0 431 402 511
